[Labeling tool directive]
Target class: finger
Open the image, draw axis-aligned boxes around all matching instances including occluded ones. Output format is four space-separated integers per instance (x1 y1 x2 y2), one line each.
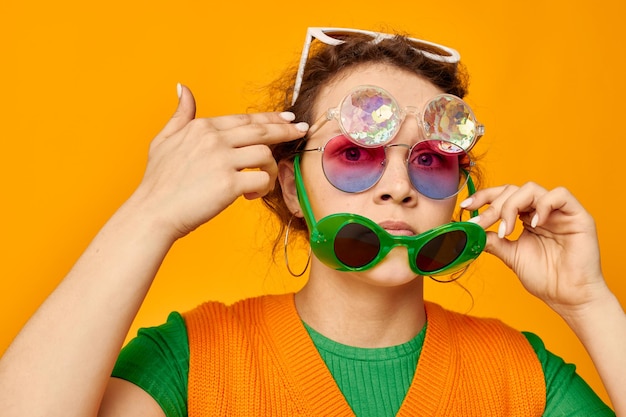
532 186 585 229
461 184 517 210
497 182 548 237
232 145 279 190
482 231 519 269
463 185 519 228
220 120 309 148
207 111 307 133
233 145 278 174
159 84 197 138
236 170 275 200
463 183 550 237
216 145 281 200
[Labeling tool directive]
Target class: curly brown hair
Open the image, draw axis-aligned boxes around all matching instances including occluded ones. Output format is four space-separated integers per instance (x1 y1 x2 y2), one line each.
261 31 481 253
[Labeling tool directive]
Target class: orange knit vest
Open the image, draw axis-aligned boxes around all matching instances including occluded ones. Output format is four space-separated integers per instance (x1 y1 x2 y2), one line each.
183 294 546 416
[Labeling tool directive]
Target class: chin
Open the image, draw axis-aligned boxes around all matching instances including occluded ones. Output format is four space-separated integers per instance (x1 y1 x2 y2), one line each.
356 258 421 288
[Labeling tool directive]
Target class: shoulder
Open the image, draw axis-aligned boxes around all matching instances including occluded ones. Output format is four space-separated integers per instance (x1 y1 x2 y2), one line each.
425 304 614 415
112 311 190 417
182 293 294 325
423 302 542 372
182 293 297 352
416 303 546 412
425 301 528 342
118 311 189 359
522 331 615 415
424 302 545 386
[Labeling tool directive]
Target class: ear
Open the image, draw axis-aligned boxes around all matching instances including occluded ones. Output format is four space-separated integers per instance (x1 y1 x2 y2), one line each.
277 159 303 217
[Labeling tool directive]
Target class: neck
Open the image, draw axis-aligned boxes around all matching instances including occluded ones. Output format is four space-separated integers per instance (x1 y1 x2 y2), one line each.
295 260 426 348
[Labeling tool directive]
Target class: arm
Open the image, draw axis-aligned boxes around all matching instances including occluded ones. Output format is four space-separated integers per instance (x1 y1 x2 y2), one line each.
99 379 167 417
462 183 624 414
0 84 308 417
557 286 626 415
525 332 615 415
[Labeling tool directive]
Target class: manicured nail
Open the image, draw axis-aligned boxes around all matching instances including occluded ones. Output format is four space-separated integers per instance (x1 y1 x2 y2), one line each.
295 122 309 132
531 214 539 228
176 83 182 99
459 198 473 209
467 215 481 224
279 111 296 122
498 220 507 239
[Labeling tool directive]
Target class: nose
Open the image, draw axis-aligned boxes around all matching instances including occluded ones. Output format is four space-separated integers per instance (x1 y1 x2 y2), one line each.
374 144 418 205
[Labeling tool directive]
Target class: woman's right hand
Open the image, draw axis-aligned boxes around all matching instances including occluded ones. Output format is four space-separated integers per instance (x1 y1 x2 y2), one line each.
130 84 308 241
0 84 311 417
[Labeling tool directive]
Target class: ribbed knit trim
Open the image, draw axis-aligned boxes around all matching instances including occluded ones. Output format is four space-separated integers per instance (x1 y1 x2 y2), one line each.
263 294 355 415
398 301 456 416
185 295 546 416
399 302 546 416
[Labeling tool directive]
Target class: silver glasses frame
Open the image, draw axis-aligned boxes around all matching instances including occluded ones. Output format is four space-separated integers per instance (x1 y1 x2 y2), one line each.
292 27 461 104
300 135 475 199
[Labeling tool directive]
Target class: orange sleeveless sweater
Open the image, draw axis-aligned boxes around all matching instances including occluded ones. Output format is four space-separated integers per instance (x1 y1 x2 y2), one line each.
183 294 546 416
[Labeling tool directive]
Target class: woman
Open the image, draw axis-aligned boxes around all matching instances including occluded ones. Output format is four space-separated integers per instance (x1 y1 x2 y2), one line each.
0 27 622 416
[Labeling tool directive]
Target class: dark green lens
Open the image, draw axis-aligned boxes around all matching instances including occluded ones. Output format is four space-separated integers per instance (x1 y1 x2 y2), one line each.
416 230 467 272
334 223 381 268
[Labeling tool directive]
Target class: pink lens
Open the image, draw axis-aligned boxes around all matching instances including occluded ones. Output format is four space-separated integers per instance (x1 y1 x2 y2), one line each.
407 141 464 199
321 136 466 198
322 135 386 193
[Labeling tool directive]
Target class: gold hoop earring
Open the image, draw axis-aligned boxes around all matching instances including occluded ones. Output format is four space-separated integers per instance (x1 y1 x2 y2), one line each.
284 213 311 277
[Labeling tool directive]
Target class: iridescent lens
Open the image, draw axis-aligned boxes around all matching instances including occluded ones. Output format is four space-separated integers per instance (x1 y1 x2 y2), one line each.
423 95 477 151
415 230 467 272
339 86 401 147
334 223 381 268
407 140 465 199
322 135 386 193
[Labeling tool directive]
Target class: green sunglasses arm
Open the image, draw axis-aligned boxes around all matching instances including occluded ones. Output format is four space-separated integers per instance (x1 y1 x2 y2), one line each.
293 154 317 233
464 170 479 219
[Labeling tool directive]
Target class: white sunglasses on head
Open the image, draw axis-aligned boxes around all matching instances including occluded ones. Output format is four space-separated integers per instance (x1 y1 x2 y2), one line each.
292 27 462 105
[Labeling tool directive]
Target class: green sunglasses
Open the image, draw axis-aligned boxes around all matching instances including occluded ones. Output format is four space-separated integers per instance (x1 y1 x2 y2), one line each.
294 154 486 280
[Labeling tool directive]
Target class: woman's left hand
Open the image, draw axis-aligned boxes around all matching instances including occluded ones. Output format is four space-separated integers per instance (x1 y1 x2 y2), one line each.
461 182 607 316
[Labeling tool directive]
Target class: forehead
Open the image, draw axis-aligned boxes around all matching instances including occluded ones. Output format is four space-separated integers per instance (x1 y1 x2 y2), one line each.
312 63 444 118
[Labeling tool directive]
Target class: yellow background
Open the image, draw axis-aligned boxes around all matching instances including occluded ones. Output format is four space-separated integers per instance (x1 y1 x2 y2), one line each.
1 0 624 407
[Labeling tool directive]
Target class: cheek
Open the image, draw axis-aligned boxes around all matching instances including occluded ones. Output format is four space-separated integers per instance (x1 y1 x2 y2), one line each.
419 199 458 228
300 156 348 218
306 184 362 220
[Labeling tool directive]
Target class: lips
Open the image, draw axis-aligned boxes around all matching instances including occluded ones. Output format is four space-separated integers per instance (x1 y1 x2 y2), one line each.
378 220 416 236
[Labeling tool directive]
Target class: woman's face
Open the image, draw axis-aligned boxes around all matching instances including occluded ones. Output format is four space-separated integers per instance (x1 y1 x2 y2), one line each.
294 63 459 285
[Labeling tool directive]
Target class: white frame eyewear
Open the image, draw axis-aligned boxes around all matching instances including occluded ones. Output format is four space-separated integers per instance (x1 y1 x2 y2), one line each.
292 27 461 104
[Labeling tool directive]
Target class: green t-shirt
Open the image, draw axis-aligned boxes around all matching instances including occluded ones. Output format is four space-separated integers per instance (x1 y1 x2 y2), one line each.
112 311 614 416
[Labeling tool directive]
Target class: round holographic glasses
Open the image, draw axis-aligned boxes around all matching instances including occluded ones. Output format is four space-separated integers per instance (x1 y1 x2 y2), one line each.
301 135 473 200
307 85 484 151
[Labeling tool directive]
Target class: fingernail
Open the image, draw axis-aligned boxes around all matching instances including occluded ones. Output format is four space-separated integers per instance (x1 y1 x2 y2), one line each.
459 198 473 209
176 83 182 99
498 220 507 239
531 214 539 228
280 111 296 122
295 122 309 132
467 215 481 224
